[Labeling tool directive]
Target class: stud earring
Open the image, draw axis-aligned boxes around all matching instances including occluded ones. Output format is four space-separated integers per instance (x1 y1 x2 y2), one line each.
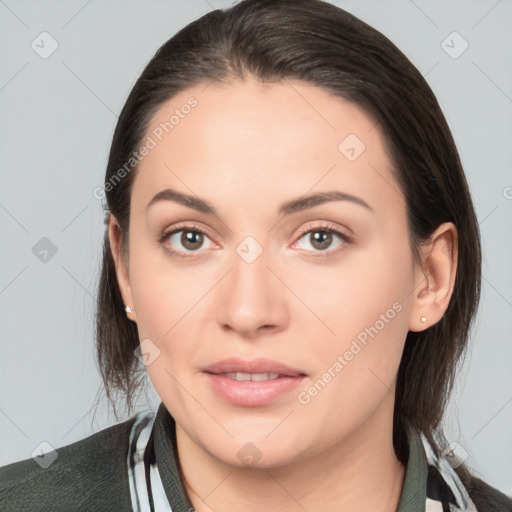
420 316 427 323
125 306 133 314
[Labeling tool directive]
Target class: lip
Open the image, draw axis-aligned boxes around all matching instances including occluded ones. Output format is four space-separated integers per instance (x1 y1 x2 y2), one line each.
202 357 306 377
202 357 307 407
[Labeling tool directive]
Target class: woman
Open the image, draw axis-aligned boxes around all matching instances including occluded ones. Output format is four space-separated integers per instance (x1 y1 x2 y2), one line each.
1 0 511 510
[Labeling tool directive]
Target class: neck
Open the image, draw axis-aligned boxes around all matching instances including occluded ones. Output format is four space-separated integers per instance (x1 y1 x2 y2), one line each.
176 398 406 512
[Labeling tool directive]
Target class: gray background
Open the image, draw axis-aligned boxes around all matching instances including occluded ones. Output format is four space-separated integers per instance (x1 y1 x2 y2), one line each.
1 0 511 494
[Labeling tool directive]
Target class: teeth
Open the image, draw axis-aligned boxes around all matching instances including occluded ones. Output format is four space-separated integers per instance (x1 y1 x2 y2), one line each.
251 372 280 381
222 372 281 381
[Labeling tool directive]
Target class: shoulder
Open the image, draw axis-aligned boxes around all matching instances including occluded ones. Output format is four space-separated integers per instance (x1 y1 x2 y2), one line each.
456 467 512 512
0 414 138 512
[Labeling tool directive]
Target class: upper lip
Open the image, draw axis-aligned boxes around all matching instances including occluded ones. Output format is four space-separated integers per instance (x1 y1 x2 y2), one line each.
203 358 307 377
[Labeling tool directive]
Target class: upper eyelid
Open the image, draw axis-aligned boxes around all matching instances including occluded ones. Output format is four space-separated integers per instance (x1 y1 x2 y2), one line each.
162 221 213 238
162 220 350 239
297 220 351 235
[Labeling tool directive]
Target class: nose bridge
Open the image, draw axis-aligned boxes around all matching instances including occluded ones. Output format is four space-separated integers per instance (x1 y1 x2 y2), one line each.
216 234 288 336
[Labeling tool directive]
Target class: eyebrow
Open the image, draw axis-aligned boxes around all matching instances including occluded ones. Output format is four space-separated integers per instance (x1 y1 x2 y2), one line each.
145 188 372 216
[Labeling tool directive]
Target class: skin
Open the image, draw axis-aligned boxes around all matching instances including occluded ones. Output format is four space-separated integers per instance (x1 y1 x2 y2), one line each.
109 78 458 512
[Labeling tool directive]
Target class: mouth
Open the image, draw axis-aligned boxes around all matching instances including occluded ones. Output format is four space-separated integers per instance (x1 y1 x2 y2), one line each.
202 358 307 407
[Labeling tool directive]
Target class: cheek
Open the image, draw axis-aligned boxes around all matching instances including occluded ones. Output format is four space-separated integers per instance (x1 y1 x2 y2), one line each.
294 296 409 445
126 247 208 390
298 236 414 397
128 239 207 335
129 257 210 413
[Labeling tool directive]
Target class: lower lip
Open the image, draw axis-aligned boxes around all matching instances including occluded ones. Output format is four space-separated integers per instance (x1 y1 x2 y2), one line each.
203 373 306 407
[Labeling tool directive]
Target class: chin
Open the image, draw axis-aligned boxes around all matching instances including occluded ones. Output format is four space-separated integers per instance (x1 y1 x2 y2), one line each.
199 431 308 471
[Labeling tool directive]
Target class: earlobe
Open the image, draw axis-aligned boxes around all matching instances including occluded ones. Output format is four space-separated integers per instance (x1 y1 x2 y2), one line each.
408 222 458 332
108 214 136 322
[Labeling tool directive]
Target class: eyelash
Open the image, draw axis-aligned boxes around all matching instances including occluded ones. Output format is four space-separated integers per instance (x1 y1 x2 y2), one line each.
159 221 353 259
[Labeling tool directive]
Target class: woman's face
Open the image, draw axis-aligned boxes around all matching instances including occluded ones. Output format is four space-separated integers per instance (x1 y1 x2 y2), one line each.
114 78 425 468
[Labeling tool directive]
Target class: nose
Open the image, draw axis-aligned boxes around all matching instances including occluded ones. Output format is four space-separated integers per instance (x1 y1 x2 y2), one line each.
216 244 289 339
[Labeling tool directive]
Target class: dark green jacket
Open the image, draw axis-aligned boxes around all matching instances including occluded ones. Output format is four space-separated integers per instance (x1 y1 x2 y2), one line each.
1 402 511 511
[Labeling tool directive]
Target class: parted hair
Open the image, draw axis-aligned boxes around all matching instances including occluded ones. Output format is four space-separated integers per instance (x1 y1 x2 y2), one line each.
96 0 482 474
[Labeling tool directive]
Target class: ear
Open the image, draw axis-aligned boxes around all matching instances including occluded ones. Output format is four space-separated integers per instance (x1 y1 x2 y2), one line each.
408 222 458 332
108 213 136 323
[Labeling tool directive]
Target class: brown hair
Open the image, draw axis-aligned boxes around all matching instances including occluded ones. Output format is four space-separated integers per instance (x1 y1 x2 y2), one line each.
95 0 481 467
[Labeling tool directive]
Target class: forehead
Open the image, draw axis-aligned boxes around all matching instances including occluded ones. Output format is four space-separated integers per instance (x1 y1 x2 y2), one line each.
131 78 403 218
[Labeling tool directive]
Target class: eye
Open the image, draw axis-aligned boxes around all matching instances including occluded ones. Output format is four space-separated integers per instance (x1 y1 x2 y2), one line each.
159 223 216 258
293 221 352 256
159 221 352 259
